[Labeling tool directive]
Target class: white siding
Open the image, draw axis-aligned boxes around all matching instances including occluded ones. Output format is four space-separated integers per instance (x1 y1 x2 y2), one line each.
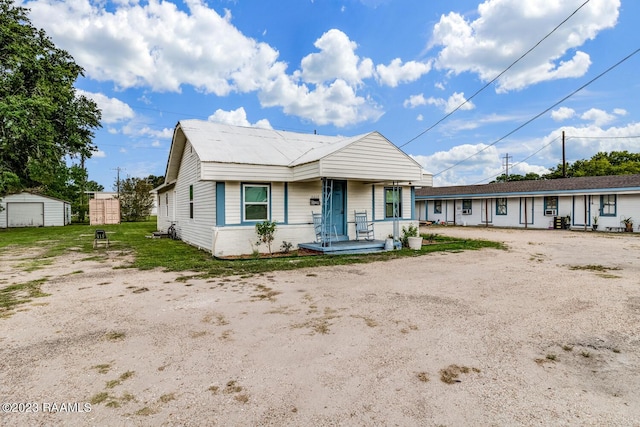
292 162 321 181
201 162 291 182
156 189 174 231
225 182 241 224
419 193 640 231
287 181 322 225
321 133 422 182
271 182 285 223
173 141 217 251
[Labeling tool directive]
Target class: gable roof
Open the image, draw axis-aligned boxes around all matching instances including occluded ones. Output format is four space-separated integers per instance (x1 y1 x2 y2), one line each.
179 120 365 167
416 174 640 199
163 120 429 184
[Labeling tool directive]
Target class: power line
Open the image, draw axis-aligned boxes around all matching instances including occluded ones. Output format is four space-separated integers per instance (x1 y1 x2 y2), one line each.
399 0 592 149
433 47 640 178
472 135 561 184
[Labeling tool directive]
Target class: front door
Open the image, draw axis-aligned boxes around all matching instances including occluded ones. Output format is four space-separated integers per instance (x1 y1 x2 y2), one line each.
331 180 346 238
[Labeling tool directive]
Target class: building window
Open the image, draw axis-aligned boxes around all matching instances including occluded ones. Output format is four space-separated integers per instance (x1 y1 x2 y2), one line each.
384 188 402 218
544 196 558 210
189 185 194 219
600 195 616 216
462 199 472 214
165 194 169 216
434 200 442 214
243 184 269 221
496 198 507 215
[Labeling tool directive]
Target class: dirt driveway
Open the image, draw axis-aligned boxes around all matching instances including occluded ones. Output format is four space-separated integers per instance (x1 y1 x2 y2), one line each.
1 227 639 426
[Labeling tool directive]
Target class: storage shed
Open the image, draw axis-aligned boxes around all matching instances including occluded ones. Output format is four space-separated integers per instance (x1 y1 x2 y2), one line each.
89 198 121 225
0 192 71 228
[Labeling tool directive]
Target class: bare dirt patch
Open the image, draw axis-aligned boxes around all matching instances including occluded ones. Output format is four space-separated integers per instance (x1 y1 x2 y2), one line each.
1 228 640 425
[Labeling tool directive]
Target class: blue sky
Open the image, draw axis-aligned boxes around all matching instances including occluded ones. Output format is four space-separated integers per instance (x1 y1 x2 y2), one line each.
21 0 640 188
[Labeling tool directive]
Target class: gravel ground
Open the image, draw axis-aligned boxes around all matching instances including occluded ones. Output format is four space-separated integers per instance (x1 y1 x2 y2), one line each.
1 226 639 426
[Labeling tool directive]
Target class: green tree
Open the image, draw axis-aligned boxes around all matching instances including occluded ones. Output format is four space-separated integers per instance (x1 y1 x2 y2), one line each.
119 177 154 222
145 174 165 188
544 151 640 178
0 0 101 199
493 172 542 183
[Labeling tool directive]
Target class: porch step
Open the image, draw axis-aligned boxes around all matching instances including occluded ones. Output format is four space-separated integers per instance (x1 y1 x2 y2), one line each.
298 239 386 255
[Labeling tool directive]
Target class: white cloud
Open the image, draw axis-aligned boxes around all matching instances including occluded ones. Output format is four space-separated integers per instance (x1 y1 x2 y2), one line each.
259 75 384 127
416 114 424 122
613 108 627 116
425 92 474 114
77 90 135 124
403 94 427 108
376 58 432 87
297 29 374 86
208 107 272 129
550 106 576 122
26 0 285 95
22 1 405 128
580 108 615 126
430 0 620 92
92 149 107 158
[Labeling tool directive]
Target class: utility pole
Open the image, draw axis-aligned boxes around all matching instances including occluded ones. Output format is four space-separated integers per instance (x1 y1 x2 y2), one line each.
502 153 513 181
562 130 566 178
112 167 125 197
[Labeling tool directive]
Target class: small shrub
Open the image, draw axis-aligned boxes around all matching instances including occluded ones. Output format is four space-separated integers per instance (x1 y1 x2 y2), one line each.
255 220 277 255
280 241 293 253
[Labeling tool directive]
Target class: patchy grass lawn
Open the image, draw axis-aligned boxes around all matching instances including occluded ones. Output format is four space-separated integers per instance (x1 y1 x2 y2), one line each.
0 218 505 278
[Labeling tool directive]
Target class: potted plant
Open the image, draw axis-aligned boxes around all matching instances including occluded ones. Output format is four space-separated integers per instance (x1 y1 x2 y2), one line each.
622 216 633 232
402 224 422 250
592 216 598 231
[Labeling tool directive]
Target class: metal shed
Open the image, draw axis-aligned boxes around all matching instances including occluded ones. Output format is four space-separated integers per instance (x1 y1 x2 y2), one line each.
0 192 71 228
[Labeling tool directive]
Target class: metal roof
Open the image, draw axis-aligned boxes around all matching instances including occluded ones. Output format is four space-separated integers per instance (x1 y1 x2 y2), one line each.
415 174 640 199
179 120 369 166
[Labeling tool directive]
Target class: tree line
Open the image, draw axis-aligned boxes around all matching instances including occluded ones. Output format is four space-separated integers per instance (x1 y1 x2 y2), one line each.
1 0 163 222
493 151 640 183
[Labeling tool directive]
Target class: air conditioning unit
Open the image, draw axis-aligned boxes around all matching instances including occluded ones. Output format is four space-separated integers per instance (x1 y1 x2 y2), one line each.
461 209 472 215
544 209 557 216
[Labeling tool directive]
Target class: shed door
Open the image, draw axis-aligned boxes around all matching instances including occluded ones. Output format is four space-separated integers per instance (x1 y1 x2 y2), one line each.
8 202 44 227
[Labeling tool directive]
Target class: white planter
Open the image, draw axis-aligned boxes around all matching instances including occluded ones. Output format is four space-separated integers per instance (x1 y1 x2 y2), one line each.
408 236 422 250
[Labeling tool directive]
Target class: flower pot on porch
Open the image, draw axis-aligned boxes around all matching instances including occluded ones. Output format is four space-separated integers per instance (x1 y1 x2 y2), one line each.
408 236 422 250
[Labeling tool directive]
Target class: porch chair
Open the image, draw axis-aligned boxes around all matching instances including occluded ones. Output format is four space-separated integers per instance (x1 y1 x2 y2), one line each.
312 212 337 243
354 211 375 241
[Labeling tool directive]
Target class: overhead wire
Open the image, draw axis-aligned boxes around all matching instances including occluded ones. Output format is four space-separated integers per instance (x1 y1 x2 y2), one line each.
399 0 592 149
432 47 640 178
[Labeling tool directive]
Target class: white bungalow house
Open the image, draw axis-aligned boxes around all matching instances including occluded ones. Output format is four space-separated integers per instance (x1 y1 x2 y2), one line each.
0 192 71 228
415 174 640 232
155 120 432 257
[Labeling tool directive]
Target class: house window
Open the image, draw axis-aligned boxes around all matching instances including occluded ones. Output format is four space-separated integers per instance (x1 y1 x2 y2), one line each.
189 185 194 219
165 194 169 216
243 184 269 221
496 198 507 215
384 188 402 218
600 195 616 216
434 200 442 214
462 199 472 214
